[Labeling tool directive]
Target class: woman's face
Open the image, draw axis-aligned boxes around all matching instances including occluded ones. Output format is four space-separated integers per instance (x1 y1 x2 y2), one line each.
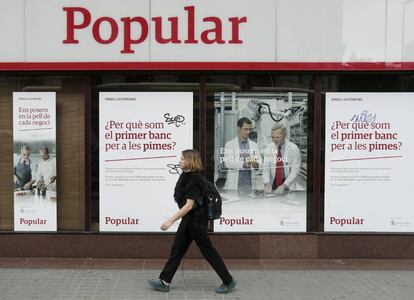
179 155 187 171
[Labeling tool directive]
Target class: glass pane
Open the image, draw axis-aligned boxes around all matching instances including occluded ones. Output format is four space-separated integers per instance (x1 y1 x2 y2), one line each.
89 72 200 231
205 73 314 232
0 75 86 231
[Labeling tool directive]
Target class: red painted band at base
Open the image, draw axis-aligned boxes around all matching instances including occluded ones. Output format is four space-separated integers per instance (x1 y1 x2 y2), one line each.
0 62 413 71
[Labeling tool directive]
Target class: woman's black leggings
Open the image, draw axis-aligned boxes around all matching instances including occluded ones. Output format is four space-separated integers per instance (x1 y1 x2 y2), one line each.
159 218 233 285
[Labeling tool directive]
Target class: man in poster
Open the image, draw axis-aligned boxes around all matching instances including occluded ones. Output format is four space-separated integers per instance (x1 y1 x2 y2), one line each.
262 124 301 195
36 146 57 191
14 144 36 190
223 117 261 194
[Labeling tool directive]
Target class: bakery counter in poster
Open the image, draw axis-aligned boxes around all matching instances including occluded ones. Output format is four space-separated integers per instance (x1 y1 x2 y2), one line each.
14 189 57 231
215 190 306 232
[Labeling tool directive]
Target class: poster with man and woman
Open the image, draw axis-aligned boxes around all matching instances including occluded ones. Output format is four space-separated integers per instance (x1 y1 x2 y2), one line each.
13 92 57 231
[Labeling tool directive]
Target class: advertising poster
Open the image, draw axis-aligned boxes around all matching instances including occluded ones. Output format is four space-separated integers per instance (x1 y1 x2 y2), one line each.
214 92 308 232
99 92 193 232
13 92 57 231
325 93 414 232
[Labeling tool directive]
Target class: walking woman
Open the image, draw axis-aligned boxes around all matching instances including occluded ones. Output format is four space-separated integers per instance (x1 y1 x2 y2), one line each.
148 149 236 294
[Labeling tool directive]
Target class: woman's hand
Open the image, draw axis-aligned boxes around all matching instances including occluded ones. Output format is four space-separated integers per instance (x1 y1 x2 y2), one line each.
160 199 195 231
161 220 173 231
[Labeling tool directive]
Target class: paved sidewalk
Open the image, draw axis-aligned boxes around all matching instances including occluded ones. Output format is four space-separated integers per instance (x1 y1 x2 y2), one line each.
0 259 413 299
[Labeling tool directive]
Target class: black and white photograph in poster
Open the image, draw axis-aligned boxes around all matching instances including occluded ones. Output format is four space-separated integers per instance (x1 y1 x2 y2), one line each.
99 92 193 232
13 92 57 231
325 93 414 232
214 92 308 232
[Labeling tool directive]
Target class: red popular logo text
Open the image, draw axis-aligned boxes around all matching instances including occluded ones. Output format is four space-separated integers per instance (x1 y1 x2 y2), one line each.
63 6 247 54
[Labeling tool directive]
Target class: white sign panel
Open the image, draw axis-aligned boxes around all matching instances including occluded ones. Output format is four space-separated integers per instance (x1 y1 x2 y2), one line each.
13 92 57 231
2 0 414 64
325 93 414 232
150 0 276 62
0 0 24 62
99 92 193 232
23 0 275 62
25 0 151 62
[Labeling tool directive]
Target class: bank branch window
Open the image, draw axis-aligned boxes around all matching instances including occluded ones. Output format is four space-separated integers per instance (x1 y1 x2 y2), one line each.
204 74 314 233
322 74 414 233
0 76 86 232
2 72 414 234
90 73 200 232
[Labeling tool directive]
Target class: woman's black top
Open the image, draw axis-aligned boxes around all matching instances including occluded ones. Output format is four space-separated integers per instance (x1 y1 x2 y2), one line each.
174 171 205 219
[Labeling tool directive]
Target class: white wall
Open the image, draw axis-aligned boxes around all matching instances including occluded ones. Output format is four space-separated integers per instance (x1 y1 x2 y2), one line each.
0 0 413 64
0 0 24 62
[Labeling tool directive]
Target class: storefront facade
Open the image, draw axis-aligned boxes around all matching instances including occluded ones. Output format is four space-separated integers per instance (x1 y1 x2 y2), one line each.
0 0 413 259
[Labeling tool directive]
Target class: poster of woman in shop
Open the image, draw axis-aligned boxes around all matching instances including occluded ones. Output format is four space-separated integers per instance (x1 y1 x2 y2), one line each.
13 92 57 231
213 92 308 232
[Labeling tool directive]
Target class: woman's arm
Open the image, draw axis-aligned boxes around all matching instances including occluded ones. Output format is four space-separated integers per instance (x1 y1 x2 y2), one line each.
161 199 195 231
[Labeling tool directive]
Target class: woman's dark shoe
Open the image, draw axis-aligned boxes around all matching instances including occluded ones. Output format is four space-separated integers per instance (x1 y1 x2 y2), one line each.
148 279 170 292
215 279 237 294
